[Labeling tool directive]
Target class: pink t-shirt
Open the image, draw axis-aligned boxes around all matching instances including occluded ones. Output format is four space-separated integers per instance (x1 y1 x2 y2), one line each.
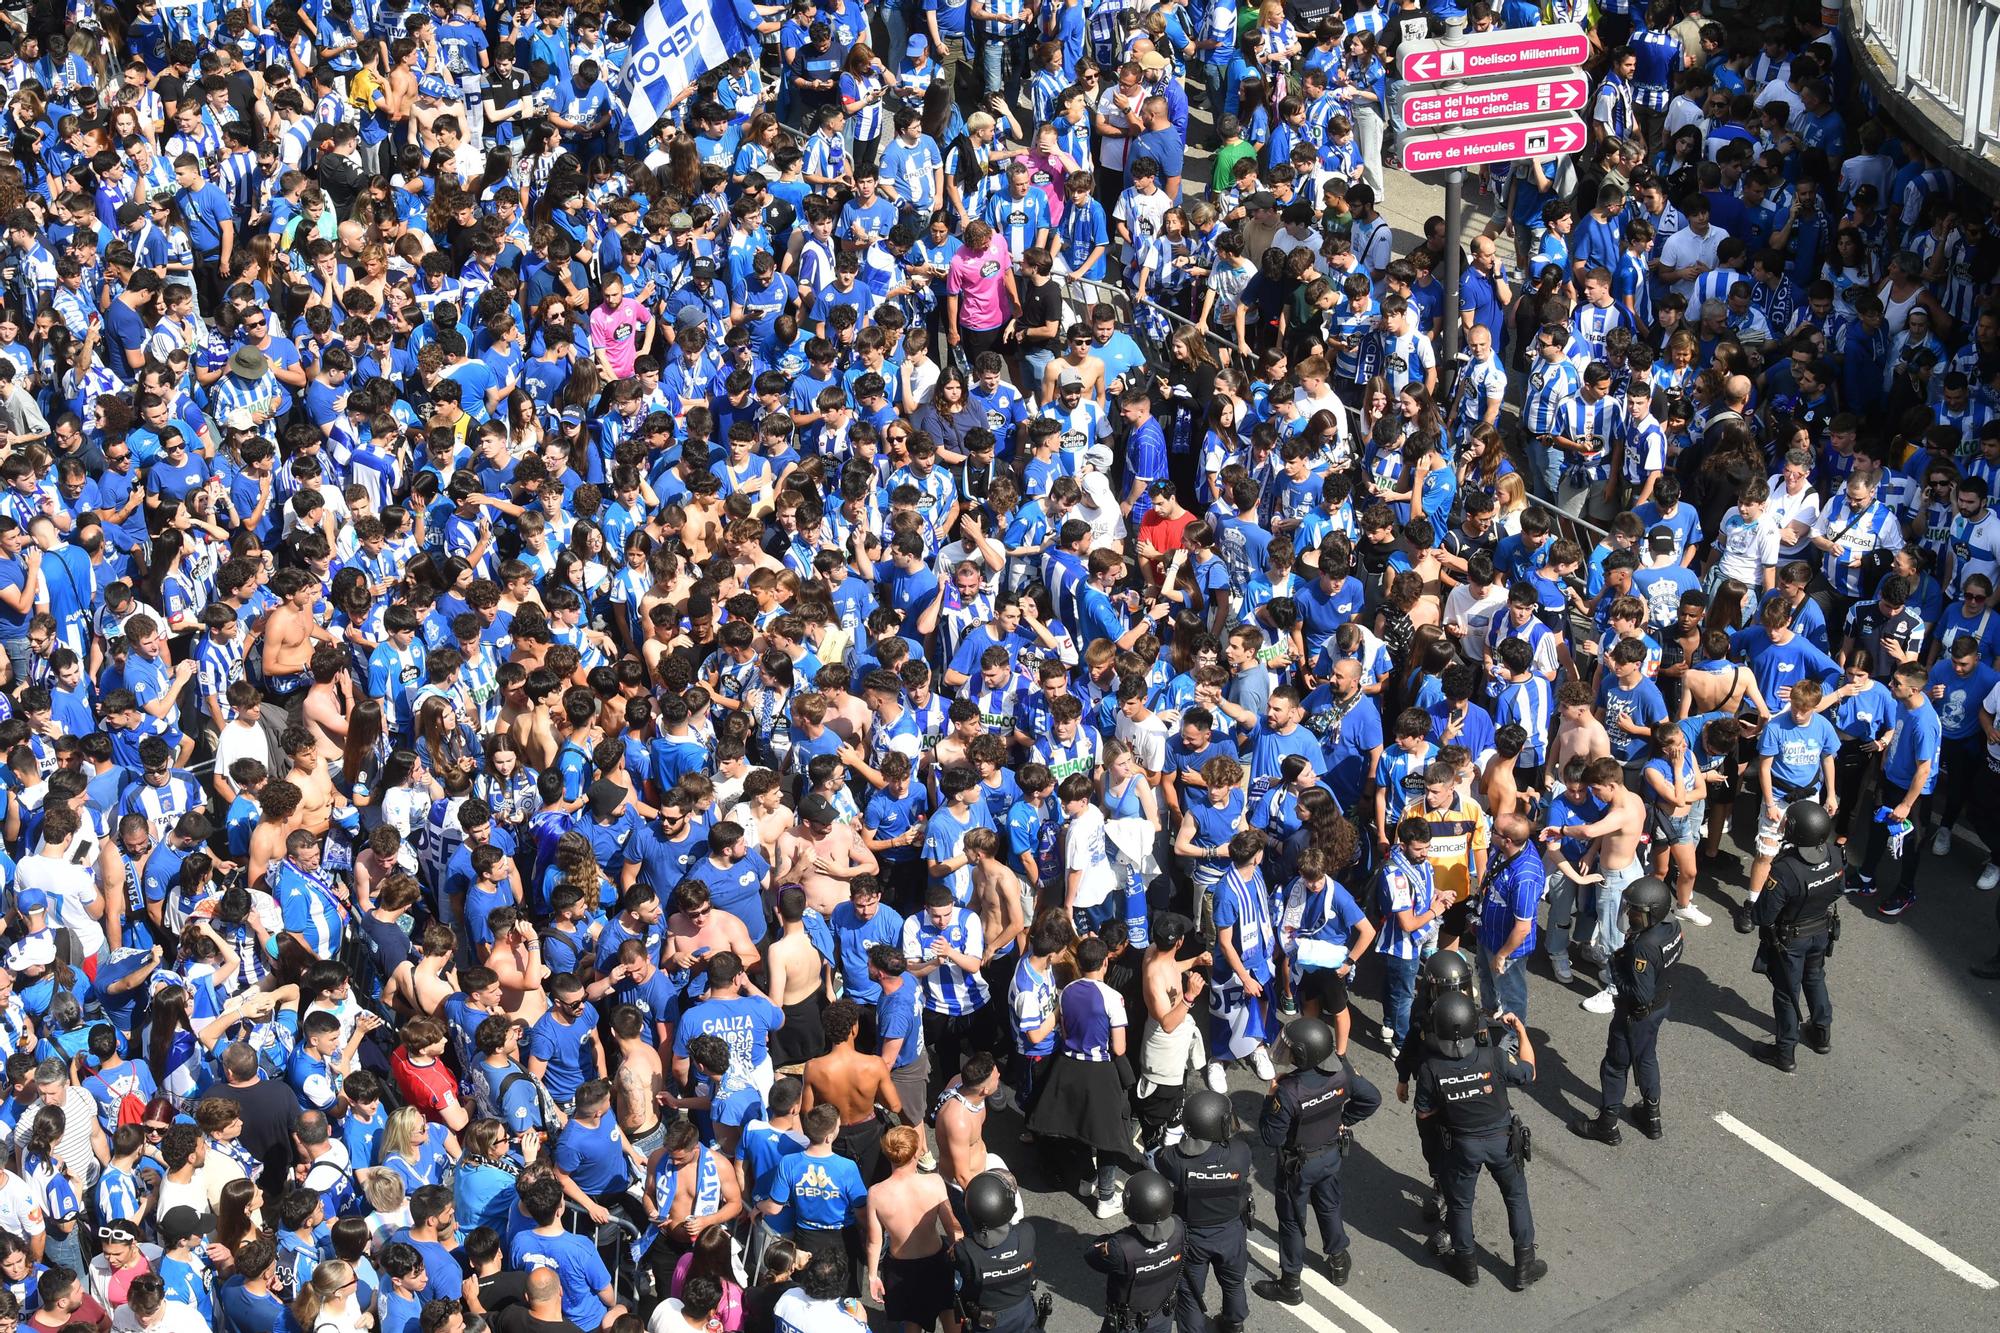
589 296 653 378
1020 149 1069 225
947 239 1014 332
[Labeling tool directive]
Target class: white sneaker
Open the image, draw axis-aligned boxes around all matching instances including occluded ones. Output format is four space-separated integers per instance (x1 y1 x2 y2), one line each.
1932 826 1953 857
1980 864 2000 892
1250 1046 1276 1081
1674 903 1713 926
1582 986 1618 1014
1094 1194 1124 1220
1204 1062 1229 1094
1381 1024 1396 1044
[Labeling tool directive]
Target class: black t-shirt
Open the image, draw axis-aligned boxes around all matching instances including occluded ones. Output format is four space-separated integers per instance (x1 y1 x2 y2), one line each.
494 1307 583 1333
1017 275 1062 352
478 1272 531 1318
210 1077 302 1189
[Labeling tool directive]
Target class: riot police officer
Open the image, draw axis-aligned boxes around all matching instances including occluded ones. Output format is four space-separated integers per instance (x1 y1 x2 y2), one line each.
1393 950 1474 1249
1412 992 1546 1292
1752 800 1843 1073
1570 876 1684 1144
1249 1017 1381 1303
1154 1092 1252 1333
951 1172 1043 1333
1086 1172 1185 1333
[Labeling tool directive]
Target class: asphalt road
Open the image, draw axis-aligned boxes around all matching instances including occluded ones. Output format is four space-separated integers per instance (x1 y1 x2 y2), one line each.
981 812 2000 1333
908 147 2000 1332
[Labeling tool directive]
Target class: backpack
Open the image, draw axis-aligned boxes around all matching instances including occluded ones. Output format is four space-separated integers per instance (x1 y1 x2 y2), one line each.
85 1070 149 1128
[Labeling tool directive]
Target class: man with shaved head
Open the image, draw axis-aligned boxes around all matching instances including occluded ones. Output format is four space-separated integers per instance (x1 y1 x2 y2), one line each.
1475 814 1547 1023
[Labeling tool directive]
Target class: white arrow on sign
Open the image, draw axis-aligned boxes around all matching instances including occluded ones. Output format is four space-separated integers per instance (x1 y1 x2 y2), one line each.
1397 115 1588 173
1398 23 1590 86
1394 72 1591 131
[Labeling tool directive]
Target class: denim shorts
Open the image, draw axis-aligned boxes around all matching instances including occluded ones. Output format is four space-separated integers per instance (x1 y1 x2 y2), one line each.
1659 801 1704 847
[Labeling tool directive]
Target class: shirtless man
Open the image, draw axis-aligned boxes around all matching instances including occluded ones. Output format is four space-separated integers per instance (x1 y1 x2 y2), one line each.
610 1003 667 1154
801 998 902 1186
409 921 461 1015
819 666 874 746
932 1052 1001 1218
665 880 762 975
1135 913 1208 1150
247 778 302 889
1552 681 1612 768
260 569 327 707
864 1125 959 1333
301 645 356 753
282 724 340 837
765 887 830 1069
1544 756 1648 1014
732 771 795 864
1677 625 1771 723
482 907 550 1023
1038 330 1107 405
965 830 1025 1002
1481 745 1525 817
775 794 881 916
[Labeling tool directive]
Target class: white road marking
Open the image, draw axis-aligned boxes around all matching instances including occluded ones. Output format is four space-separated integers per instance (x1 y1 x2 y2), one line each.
1247 1237 1404 1333
1713 1112 2000 1290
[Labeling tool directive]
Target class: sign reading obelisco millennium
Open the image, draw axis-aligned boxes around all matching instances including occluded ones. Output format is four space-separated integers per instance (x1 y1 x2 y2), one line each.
1394 23 1591 172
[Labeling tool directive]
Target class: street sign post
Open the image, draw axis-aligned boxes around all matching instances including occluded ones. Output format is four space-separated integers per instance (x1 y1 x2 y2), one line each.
1397 23 1591 86
1398 116 1588 172
1392 72 1590 130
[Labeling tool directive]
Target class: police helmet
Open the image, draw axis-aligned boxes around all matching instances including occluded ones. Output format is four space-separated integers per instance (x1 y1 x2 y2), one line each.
1622 876 1674 931
1282 1017 1336 1071
962 1171 1016 1232
1421 949 1474 996
1179 1091 1234 1146
1783 800 1833 864
1122 1170 1175 1225
1426 991 1481 1060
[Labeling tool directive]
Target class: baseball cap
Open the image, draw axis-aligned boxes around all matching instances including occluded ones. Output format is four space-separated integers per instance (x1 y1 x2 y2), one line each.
906 34 927 55
1057 369 1085 390
559 407 584 427
158 1207 205 1250
15 888 47 914
800 794 838 825
1137 50 1168 72
115 201 143 226
669 211 694 230
691 256 717 279
4 936 53 970
1647 525 1677 555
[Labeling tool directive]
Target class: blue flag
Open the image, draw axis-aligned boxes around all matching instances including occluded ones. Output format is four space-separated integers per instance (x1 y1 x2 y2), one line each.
622 0 755 135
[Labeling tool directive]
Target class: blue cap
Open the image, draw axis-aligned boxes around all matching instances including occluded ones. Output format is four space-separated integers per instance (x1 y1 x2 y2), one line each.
906 34 927 55
415 73 455 100
15 889 47 914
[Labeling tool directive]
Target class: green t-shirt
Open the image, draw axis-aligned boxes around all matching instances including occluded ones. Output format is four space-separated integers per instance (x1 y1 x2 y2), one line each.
1212 139 1257 193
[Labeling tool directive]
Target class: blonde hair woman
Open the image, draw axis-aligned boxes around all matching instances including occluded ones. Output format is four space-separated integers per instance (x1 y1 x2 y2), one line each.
293 1260 371 1333
1494 471 1529 537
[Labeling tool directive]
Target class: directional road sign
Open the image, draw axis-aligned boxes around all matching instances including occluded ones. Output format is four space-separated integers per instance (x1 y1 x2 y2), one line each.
1398 23 1591 86
1397 115 1588 172
1394 71 1590 131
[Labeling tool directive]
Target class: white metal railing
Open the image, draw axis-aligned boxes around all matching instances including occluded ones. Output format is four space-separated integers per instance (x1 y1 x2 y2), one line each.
1851 0 2000 163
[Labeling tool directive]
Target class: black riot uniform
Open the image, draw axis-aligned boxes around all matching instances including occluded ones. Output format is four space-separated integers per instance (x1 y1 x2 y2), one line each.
1571 877 1683 1144
1086 1173 1186 1333
1394 952 1474 1243
1752 801 1842 1072
1251 1019 1382 1301
1154 1092 1252 1333
1411 992 1545 1292
951 1174 1044 1333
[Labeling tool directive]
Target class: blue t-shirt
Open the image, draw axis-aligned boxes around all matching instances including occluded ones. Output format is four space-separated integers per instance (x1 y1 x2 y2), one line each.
508 1227 612 1330
689 849 773 943
1758 710 1841 791
769 1149 868 1232
1924 660 1999 741
673 992 784 1075
1884 697 1943 793
1597 676 1667 764
528 1004 599 1104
